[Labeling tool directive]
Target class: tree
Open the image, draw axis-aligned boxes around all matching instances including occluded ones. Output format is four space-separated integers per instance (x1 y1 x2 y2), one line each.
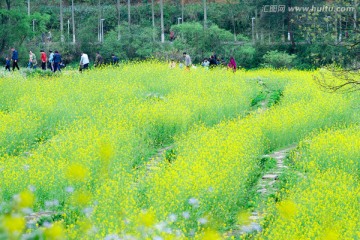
171 22 233 62
262 50 296 69
0 0 49 56
315 31 360 92
316 67 360 93
226 0 237 41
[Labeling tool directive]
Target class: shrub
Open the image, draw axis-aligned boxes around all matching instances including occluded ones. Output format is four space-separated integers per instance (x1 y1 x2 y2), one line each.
262 50 296 69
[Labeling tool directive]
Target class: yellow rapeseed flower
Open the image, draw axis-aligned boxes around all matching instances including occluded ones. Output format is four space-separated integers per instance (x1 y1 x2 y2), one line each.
99 142 115 163
44 222 65 240
16 190 35 209
200 229 222 240
138 210 156 227
278 200 297 219
2 215 25 236
66 163 89 182
71 190 92 207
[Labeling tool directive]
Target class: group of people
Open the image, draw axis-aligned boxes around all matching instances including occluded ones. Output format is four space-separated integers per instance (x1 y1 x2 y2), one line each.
169 52 237 72
78 52 120 72
5 48 64 73
4 48 120 73
5 48 236 73
201 54 237 72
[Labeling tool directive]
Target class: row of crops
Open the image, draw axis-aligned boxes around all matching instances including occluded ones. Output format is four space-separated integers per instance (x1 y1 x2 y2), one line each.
0 63 359 239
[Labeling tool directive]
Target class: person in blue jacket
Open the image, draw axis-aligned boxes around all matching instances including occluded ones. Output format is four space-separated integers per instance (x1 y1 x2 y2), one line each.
111 54 119 64
11 47 20 71
5 57 11 71
53 50 62 72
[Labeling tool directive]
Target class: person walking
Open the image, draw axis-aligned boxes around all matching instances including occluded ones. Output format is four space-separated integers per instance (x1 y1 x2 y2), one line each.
111 54 119 65
11 47 20 71
40 50 47 70
48 50 54 71
94 52 103 67
79 52 89 72
227 56 237 73
28 51 37 69
183 52 192 70
53 50 62 72
5 57 11 71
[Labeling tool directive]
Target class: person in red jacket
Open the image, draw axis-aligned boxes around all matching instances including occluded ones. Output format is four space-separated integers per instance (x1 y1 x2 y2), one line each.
227 56 237 73
40 50 47 70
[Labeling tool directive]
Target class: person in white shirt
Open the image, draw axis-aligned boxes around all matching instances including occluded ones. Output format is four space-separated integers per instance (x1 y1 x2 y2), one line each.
79 52 90 72
48 50 54 71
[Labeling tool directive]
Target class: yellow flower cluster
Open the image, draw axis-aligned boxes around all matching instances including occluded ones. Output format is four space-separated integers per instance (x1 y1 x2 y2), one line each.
260 126 360 239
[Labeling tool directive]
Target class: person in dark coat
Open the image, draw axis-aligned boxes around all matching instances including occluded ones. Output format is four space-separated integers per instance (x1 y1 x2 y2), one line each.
53 50 62 72
94 52 104 67
111 54 119 64
209 55 217 68
5 57 11 71
11 47 20 71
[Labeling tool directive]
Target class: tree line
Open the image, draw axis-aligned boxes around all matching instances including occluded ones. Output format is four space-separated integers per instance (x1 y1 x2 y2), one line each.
0 0 359 69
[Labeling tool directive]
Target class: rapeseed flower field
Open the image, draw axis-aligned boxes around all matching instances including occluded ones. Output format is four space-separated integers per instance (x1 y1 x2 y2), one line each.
0 62 359 239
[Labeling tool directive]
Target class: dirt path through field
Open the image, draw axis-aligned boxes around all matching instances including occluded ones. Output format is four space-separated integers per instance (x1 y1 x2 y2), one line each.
225 144 297 237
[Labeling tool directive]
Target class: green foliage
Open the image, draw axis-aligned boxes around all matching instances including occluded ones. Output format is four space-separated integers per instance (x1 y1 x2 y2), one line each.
262 50 297 69
268 90 283 107
251 92 267 107
101 24 162 61
0 8 50 59
171 22 233 62
260 157 277 172
1 0 358 69
231 43 256 68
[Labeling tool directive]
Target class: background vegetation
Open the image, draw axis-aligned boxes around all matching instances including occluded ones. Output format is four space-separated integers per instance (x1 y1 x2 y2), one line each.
0 0 359 68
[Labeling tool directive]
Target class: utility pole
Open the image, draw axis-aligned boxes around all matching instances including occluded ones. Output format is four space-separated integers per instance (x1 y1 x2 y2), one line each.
28 0 30 16
251 17 255 44
152 0 155 41
60 0 64 42
98 0 101 42
181 0 184 23
128 0 131 29
68 19 70 39
160 0 165 43
203 0 207 29
354 0 358 29
117 0 121 40
72 0 76 43
339 16 342 42
100 19 105 43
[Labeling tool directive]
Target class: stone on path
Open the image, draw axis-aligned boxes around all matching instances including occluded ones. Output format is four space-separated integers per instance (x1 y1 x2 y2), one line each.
257 188 267 194
268 180 276 186
249 215 261 221
262 174 278 180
